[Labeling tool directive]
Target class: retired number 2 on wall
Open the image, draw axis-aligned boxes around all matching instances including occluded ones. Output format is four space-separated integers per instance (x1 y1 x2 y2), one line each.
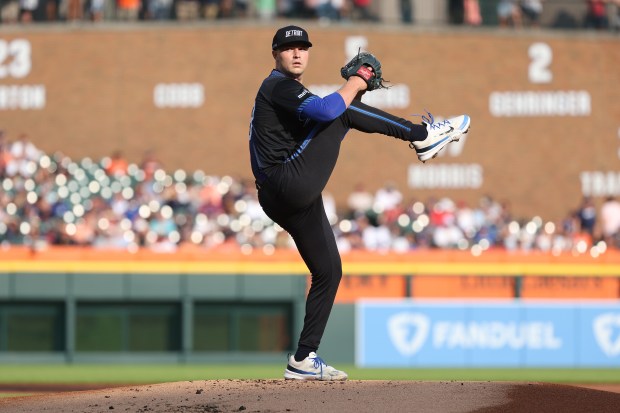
528 42 552 84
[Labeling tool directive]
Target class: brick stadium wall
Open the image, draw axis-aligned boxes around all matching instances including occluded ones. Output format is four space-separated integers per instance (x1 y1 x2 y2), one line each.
1 24 618 221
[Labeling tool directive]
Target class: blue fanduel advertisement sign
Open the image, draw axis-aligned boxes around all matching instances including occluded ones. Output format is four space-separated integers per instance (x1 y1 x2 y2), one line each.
356 301 620 367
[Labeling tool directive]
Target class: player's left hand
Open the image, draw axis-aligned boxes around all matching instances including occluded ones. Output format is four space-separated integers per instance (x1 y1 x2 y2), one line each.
340 52 388 91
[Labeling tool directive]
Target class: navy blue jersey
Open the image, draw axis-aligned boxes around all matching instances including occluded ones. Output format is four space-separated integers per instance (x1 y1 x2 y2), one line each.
249 70 317 182
249 70 426 185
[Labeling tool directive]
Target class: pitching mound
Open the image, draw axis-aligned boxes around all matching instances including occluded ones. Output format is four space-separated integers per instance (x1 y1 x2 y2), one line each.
1 380 620 413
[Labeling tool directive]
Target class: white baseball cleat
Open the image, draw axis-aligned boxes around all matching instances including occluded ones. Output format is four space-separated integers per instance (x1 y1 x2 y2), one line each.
411 112 471 162
284 352 348 381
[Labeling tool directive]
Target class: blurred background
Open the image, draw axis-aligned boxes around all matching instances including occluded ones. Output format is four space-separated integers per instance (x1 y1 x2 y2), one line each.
0 0 619 377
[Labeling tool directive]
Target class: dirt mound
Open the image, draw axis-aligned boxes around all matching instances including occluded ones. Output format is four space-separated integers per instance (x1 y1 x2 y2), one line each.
1 380 619 413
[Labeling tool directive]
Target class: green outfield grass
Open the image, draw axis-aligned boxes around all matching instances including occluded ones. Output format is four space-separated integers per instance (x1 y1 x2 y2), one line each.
0 365 619 385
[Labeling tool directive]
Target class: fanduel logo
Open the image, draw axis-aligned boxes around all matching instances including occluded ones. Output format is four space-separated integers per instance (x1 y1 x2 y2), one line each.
388 312 430 356
593 313 620 357
387 312 563 356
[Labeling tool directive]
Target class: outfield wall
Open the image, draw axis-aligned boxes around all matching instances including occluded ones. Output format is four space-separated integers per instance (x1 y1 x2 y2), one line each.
1 248 619 365
1 25 619 221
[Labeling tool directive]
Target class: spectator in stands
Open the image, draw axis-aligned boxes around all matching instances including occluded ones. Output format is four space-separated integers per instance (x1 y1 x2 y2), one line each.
7 134 40 178
89 0 106 21
278 0 296 17
315 0 343 22
430 197 454 228
456 200 476 239
217 0 251 18
390 227 414 252
430 198 463 248
146 0 173 19
110 191 130 218
358 214 391 251
400 0 412 24
520 0 544 27
611 0 620 31
117 0 141 20
66 0 84 21
346 182 374 219
448 0 463 24
560 209 580 242
44 0 59 20
572 227 593 253
584 0 609 29
148 207 178 249
105 150 129 176
350 0 377 22
323 191 338 225
448 0 481 26
464 0 482 26
72 211 98 245
18 0 37 22
600 195 620 247
534 221 554 252
548 218 571 253
140 149 163 180
577 196 597 237
244 191 264 221
433 218 464 249
1 0 20 23
373 181 402 216
198 176 224 217
0 131 8 177
201 0 219 19
218 0 234 18
497 0 521 27
234 0 249 17
98 212 132 248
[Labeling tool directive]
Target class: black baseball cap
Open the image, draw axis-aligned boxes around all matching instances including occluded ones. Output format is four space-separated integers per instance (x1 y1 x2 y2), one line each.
272 25 312 51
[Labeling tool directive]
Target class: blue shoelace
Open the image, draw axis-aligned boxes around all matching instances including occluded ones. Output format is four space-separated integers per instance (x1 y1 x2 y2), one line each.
409 110 451 150
309 354 327 375
414 110 451 130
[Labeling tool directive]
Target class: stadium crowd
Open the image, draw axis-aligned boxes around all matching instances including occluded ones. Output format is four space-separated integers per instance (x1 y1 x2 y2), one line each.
2 132 620 255
1 0 619 32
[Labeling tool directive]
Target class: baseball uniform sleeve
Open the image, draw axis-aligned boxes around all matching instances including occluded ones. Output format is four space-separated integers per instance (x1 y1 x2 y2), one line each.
272 79 346 123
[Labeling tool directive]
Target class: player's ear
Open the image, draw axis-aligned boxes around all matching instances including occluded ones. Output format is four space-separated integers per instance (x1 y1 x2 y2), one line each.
272 50 278 60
